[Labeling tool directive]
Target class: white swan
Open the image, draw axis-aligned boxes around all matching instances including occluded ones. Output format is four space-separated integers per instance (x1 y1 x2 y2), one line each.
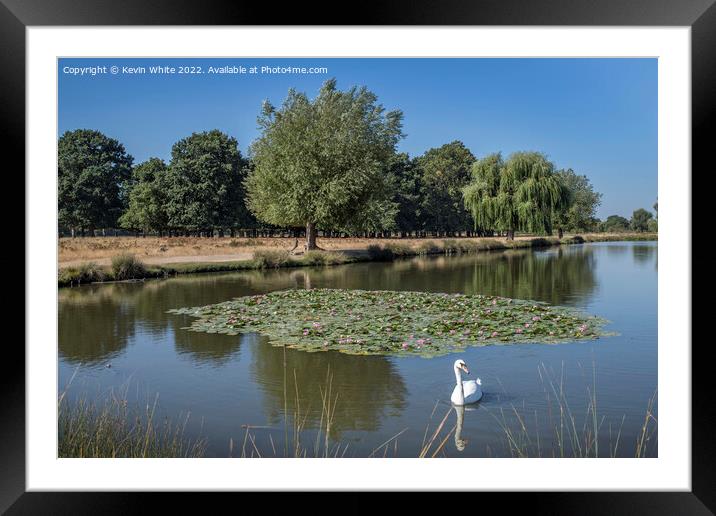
451 359 483 405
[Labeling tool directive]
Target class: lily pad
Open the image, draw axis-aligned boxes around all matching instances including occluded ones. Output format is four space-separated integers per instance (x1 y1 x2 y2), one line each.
168 288 612 357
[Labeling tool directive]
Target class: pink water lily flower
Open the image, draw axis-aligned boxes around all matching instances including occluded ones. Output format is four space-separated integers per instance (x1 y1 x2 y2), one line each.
516 328 523 334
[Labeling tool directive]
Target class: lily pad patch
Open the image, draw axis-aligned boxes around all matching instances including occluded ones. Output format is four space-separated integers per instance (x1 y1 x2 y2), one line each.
168 288 611 357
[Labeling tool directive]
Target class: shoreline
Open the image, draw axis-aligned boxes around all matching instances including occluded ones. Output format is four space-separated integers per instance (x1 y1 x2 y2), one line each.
58 233 657 288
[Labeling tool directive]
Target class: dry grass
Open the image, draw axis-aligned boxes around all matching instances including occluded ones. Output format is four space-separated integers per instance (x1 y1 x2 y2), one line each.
58 233 655 267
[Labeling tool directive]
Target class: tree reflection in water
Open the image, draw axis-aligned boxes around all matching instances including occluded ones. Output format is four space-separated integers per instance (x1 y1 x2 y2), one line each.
59 244 601 366
248 335 407 439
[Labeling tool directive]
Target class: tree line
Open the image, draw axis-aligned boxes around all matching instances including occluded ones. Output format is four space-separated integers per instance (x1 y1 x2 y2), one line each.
58 79 656 249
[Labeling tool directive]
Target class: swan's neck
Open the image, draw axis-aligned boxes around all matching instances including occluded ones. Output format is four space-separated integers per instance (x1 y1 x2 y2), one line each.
454 367 465 400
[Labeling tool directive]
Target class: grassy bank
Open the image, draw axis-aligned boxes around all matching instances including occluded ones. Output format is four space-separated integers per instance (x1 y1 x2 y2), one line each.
58 233 657 287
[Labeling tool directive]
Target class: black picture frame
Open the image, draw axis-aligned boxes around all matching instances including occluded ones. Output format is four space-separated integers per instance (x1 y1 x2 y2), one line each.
5 0 713 512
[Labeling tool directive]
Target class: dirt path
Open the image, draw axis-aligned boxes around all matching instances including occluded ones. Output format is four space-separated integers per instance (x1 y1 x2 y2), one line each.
59 252 256 268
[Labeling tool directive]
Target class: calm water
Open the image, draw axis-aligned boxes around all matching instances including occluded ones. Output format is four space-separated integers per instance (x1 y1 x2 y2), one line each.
58 241 658 457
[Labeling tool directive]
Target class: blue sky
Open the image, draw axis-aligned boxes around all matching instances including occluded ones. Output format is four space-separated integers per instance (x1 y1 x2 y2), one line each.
58 58 657 219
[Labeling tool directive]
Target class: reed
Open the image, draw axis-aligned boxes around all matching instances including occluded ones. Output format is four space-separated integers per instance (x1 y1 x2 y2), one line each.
58 383 206 458
488 361 657 458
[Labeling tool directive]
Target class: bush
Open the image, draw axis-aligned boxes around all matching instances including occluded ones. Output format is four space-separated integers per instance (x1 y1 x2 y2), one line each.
383 242 414 257
58 262 106 285
111 254 147 280
302 251 347 266
252 250 291 268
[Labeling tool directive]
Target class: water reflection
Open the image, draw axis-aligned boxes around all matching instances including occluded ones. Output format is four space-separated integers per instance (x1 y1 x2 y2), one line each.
632 244 657 268
58 244 601 366
173 328 242 366
248 336 407 439
58 291 137 364
57 242 657 457
454 405 467 452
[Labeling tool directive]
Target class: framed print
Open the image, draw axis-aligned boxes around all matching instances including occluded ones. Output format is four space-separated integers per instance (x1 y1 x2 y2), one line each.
5 0 713 512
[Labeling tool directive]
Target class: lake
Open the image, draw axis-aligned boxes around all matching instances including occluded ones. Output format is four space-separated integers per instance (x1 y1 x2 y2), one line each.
58 241 658 458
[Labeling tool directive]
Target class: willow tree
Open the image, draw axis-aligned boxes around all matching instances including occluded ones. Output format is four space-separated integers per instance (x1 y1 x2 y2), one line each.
461 152 504 236
552 168 602 238
245 79 404 250
463 151 569 240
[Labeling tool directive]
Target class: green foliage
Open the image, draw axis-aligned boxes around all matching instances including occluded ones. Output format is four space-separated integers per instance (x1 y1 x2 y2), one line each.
416 141 476 233
111 254 147 280
601 215 630 232
119 158 170 232
553 169 603 232
245 79 404 239
165 130 252 232
647 218 658 232
386 153 423 233
630 208 654 232
463 152 569 237
169 288 611 357
58 129 133 232
462 152 504 233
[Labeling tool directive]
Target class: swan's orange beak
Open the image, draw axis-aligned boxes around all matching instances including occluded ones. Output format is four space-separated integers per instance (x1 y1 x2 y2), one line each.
461 365 469 374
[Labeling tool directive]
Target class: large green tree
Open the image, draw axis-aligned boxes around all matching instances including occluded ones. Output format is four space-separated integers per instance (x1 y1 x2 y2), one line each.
58 129 133 235
601 214 630 232
630 208 654 232
416 141 476 235
165 130 250 235
118 158 170 234
552 168 603 237
463 151 569 239
386 152 423 236
245 79 404 249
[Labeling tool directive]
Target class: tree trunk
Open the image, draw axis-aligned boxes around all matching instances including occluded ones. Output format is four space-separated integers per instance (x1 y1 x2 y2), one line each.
558 227 564 239
306 222 317 250
506 229 515 241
